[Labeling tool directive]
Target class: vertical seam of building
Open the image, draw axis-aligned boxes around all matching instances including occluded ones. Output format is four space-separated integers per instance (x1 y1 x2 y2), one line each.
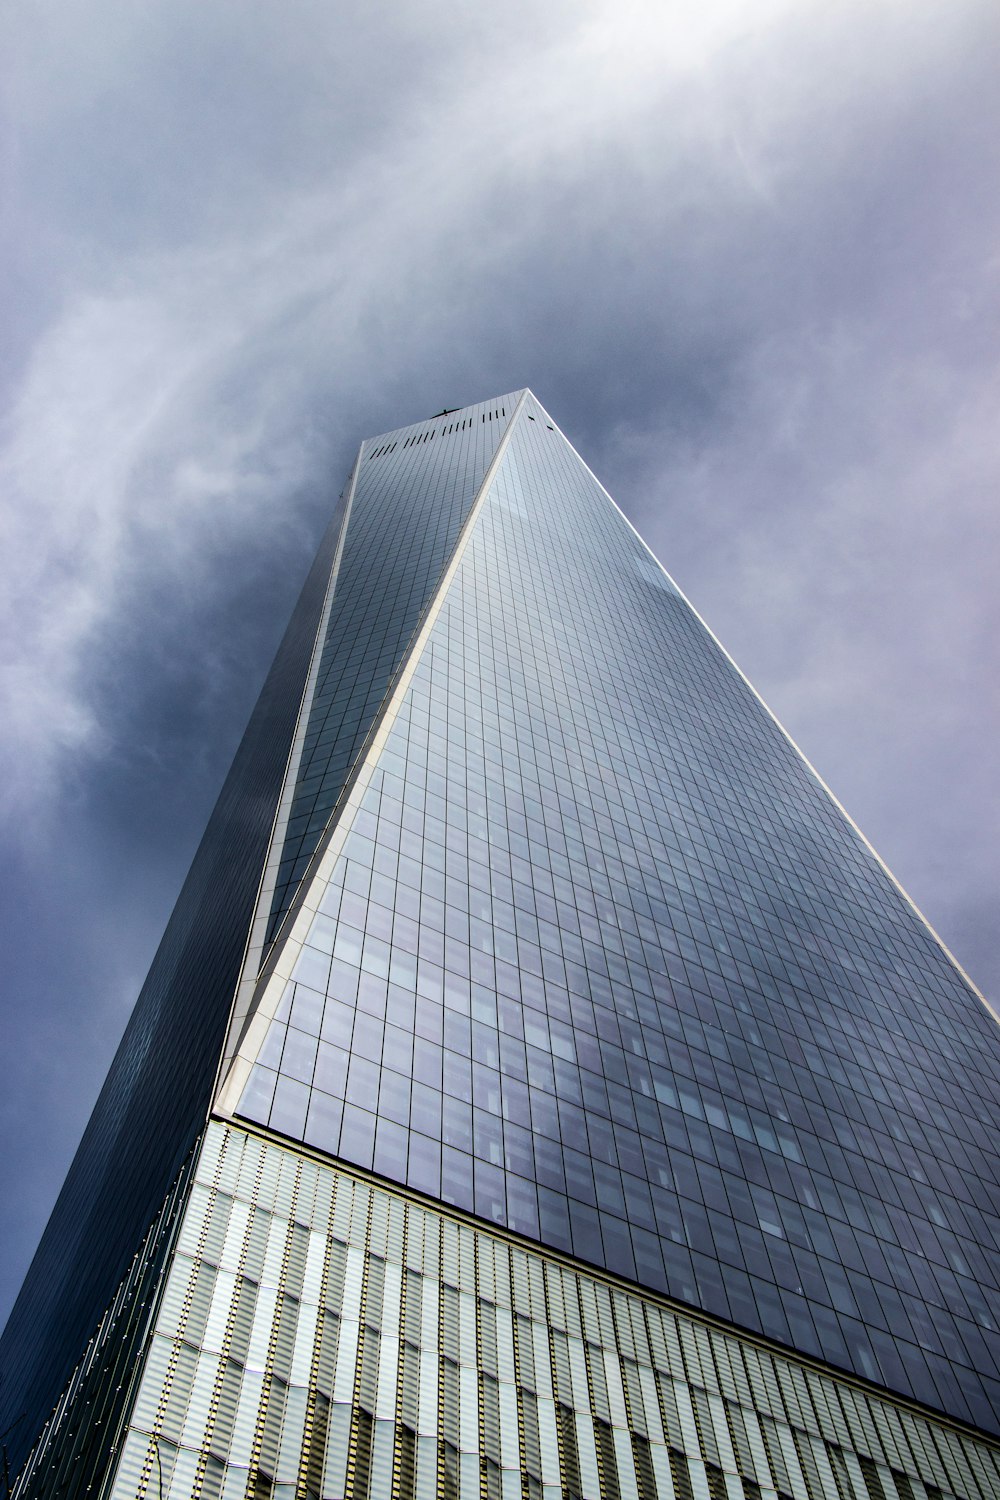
215 447 364 1083
257 392 523 962
214 389 530 1116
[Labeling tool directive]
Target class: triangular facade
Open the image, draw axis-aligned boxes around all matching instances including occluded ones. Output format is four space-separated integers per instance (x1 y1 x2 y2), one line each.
4 392 1000 1500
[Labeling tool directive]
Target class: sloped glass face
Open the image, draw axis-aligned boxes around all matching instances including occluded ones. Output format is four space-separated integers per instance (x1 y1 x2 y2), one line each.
266 396 520 944
237 398 1000 1433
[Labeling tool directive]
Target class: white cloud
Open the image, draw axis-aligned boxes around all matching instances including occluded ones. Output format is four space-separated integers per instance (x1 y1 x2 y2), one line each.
1 0 997 842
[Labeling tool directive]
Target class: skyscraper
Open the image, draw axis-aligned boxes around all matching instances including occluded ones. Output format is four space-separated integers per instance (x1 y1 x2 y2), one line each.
3 389 999 1498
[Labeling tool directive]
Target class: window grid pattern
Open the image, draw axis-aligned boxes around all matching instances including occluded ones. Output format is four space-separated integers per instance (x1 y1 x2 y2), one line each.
239 398 1000 1433
108 1123 1000 1500
266 395 520 944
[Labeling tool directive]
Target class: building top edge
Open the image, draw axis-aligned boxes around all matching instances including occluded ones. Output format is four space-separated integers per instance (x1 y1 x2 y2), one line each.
360 388 529 449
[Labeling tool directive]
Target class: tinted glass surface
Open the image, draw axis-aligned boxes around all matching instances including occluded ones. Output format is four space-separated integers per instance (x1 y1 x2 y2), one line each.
0 504 344 1479
265 395 518 943
239 395 1000 1433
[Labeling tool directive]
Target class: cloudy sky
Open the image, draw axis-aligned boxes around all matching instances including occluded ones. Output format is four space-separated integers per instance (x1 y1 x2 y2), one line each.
2 0 998 1328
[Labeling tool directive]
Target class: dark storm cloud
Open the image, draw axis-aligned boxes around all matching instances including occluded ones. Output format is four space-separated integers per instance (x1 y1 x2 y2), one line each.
2 0 998 1325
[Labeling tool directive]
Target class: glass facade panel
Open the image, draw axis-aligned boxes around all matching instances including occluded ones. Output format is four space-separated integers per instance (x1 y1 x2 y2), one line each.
7 391 999 1497
237 394 1000 1433
266 395 519 943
